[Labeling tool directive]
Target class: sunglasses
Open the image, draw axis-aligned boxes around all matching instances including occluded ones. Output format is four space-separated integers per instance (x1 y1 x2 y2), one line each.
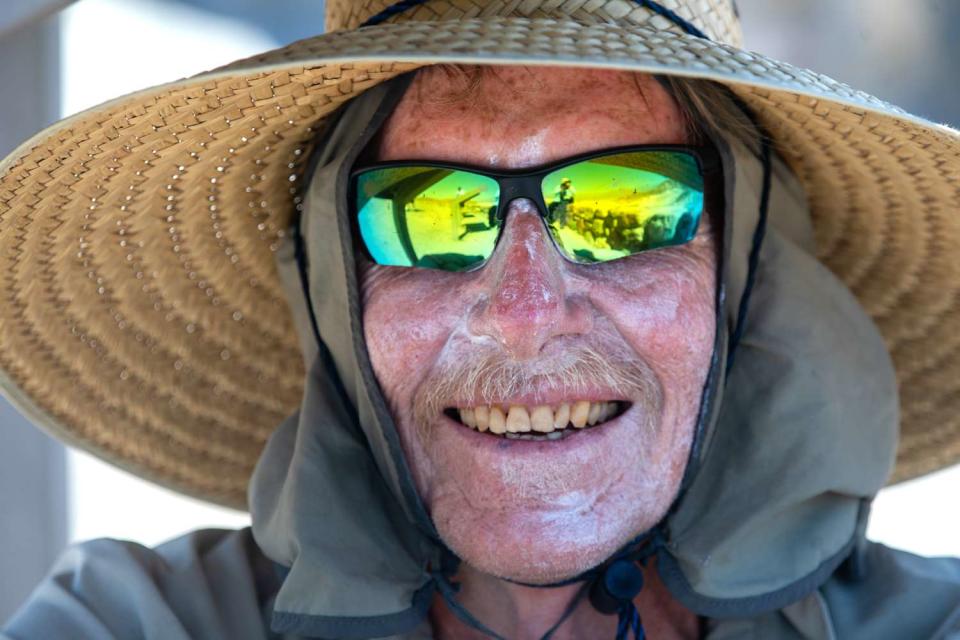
350 145 719 272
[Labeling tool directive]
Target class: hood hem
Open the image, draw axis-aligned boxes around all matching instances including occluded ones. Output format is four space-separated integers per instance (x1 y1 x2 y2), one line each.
270 579 435 638
658 500 868 618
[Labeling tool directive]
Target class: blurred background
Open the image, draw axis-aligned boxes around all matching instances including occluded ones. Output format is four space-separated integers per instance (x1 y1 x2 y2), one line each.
1 0 958 623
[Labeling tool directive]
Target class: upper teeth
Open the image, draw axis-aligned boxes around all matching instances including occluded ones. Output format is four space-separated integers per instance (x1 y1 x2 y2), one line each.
457 401 619 435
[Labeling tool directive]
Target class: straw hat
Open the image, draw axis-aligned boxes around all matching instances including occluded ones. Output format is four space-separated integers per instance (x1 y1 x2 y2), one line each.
0 0 957 510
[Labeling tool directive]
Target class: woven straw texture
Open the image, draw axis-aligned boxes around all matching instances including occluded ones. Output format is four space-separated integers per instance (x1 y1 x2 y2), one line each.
327 0 743 46
0 4 957 509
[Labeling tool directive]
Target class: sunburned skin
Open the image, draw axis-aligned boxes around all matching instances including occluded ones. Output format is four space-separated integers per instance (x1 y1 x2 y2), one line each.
360 66 714 640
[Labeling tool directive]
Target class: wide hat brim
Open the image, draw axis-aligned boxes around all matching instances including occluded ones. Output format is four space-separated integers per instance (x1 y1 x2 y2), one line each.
1 16 957 510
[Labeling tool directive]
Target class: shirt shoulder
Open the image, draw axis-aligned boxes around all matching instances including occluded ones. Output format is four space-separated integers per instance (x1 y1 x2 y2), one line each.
1 528 281 640
822 541 960 640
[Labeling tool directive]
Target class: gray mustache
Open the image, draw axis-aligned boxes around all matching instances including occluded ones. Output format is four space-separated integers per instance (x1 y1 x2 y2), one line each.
414 342 663 436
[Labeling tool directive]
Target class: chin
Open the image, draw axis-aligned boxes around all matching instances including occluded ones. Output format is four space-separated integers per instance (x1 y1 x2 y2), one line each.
409 400 689 585
447 533 625 585
431 488 671 585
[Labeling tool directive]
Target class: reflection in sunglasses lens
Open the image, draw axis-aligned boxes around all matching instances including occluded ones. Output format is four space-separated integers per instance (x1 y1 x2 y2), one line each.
356 168 501 270
354 150 704 271
541 151 703 264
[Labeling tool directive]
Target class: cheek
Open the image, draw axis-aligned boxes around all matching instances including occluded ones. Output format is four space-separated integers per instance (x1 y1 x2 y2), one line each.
580 248 717 376
361 266 472 401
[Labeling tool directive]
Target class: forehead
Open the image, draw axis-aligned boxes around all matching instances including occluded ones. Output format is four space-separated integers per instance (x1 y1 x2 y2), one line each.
376 65 690 167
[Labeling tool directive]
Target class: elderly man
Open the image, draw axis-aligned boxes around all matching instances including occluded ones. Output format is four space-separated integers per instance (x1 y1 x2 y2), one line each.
359 66 714 638
2 1 960 639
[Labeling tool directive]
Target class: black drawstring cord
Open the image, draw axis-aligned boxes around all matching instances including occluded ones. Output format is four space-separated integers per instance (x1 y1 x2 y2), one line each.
361 0 429 27
591 559 647 640
432 569 509 640
632 0 708 39
432 531 663 640
725 128 773 374
361 0 710 39
588 530 664 640
618 606 643 640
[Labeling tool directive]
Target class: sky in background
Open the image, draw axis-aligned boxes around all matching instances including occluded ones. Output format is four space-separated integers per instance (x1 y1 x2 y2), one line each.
59 0 960 555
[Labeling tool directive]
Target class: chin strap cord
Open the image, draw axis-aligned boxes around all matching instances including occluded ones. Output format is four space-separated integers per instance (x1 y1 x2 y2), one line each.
590 559 648 640
586 530 663 640
432 531 663 640
724 123 773 374
432 568 509 640
361 0 710 39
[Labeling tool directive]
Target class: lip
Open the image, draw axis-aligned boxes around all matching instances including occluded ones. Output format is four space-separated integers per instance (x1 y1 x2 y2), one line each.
438 402 631 454
444 391 633 410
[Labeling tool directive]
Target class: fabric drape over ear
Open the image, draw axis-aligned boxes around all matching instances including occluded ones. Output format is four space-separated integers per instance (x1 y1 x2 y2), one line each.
249 78 443 639
658 131 898 615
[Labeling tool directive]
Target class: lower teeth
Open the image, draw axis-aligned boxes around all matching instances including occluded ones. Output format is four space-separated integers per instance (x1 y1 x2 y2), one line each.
505 430 569 441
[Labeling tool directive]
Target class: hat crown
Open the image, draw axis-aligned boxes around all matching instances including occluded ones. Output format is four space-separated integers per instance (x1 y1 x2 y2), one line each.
325 0 743 47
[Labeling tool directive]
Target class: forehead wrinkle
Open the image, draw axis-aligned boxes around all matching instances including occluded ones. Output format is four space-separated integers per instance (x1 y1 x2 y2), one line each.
377 66 690 167
401 66 541 125
404 66 661 124
412 70 660 124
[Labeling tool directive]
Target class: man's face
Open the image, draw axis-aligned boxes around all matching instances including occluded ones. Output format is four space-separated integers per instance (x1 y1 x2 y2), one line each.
360 67 717 584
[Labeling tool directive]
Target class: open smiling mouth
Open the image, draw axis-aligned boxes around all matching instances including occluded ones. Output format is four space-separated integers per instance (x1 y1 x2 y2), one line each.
444 401 630 441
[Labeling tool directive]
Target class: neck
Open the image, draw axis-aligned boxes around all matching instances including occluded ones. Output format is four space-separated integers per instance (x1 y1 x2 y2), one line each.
430 558 701 640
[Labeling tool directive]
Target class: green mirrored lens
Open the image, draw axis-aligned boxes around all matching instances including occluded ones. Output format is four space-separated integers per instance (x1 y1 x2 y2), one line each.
541 151 704 264
355 167 501 271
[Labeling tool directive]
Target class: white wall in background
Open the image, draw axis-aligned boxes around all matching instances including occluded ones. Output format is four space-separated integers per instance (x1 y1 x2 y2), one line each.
68 450 250 547
868 464 960 558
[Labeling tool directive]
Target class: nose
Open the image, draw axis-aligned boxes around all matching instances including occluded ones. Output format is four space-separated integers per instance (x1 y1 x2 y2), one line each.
466 199 593 359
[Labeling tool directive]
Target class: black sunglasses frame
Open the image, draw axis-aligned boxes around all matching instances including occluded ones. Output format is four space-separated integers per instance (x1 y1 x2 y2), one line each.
349 143 722 270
